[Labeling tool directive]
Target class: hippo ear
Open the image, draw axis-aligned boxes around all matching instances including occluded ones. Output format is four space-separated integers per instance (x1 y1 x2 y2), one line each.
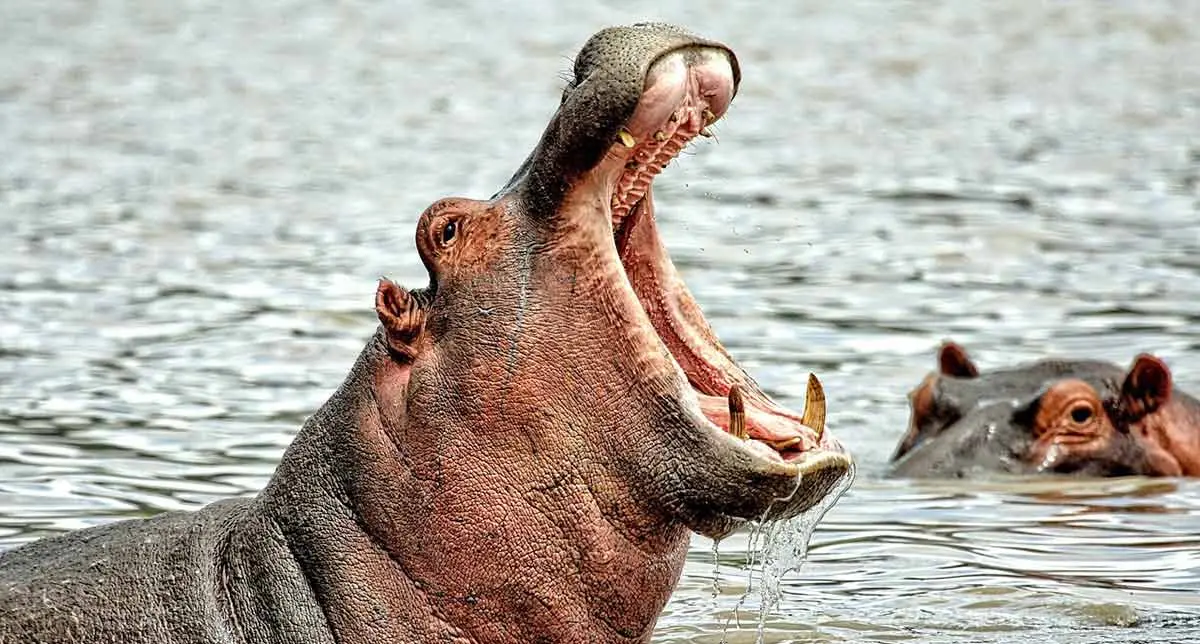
375 278 426 361
938 341 980 378
1118 354 1172 419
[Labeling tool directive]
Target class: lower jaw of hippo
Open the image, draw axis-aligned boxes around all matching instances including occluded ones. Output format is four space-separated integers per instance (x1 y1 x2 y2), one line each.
598 46 849 477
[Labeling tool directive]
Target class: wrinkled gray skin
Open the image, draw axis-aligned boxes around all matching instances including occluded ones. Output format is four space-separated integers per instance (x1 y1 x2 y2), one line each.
888 359 1128 479
0 24 850 644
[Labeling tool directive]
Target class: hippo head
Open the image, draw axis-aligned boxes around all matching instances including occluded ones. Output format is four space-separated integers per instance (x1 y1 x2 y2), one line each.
318 23 851 641
888 340 1190 478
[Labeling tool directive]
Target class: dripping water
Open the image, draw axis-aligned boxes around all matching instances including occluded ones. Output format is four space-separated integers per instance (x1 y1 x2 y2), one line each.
756 465 856 636
718 470 801 640
719 463 857 643
710 535 723 601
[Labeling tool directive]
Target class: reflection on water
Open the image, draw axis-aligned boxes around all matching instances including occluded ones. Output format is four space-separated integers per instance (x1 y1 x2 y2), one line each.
2 0 1199 642
664 477 1200 643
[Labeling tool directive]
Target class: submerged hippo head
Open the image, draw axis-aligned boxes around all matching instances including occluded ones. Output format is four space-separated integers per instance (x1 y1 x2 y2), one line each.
888 341 1200 479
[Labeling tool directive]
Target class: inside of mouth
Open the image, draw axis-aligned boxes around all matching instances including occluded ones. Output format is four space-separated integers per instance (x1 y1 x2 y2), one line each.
600 69 824 464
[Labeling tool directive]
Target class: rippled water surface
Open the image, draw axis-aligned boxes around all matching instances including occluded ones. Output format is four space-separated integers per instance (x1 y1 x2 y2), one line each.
2 1 1199 642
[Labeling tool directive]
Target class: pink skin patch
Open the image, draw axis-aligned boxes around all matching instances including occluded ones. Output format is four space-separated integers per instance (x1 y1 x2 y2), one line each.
602 47 837 464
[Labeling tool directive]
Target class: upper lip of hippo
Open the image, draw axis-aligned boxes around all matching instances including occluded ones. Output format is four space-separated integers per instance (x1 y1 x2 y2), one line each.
590 44 848 474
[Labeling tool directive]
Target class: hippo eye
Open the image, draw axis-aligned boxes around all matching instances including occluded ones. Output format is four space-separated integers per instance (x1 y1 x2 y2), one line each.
1069 404 1093 424
440 220 458 246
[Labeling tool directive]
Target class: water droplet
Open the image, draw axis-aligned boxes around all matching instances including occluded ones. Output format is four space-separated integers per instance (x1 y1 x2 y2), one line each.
710 536 723 600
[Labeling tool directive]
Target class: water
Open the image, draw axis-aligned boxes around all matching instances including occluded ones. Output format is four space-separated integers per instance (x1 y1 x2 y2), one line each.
715 466 857 643
2 0 1199 642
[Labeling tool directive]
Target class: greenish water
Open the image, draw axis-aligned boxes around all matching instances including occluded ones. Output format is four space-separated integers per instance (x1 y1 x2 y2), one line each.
2 1 1199 642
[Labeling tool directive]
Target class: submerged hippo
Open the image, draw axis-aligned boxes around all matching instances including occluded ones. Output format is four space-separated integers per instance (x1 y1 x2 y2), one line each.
889 340 1200 479
0 24 852 643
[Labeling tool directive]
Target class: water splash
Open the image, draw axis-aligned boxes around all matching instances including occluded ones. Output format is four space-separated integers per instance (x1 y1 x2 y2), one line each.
757 466 856 624
1037 442 1065 472
718 471 803 641
721 463 857 643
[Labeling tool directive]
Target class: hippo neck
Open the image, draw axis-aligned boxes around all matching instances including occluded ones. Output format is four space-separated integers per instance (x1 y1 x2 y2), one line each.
254 333 689 643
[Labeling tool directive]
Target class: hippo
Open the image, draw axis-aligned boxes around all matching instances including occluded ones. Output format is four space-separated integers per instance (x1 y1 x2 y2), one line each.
0 23 852 644
888 340 1200 479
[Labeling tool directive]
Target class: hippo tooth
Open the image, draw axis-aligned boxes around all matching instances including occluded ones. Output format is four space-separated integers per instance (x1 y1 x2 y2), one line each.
702 108 716 125
728 385 748 440
698 127 714 138
654 130 668 142
768 437 804 451
618 129 637 148
802 373 827 441
655 148 680 165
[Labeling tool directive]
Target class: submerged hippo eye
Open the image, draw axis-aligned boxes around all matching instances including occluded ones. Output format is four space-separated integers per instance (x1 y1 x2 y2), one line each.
1069 404 1093 424
441 220 458 246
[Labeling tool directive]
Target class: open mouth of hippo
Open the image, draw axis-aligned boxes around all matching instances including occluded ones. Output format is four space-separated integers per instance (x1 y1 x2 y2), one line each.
583 44 847 474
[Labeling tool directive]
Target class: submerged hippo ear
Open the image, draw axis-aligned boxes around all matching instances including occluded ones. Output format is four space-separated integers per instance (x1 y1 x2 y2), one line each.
375 278 426 361
1118 354 1172 419
938 340 980 378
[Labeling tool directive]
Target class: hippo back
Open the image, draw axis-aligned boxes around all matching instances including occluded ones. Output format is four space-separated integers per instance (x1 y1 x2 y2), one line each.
0 498 329 644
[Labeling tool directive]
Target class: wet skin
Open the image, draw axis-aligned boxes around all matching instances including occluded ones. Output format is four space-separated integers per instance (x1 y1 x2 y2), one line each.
889 341 1200 479
0 24 852 644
